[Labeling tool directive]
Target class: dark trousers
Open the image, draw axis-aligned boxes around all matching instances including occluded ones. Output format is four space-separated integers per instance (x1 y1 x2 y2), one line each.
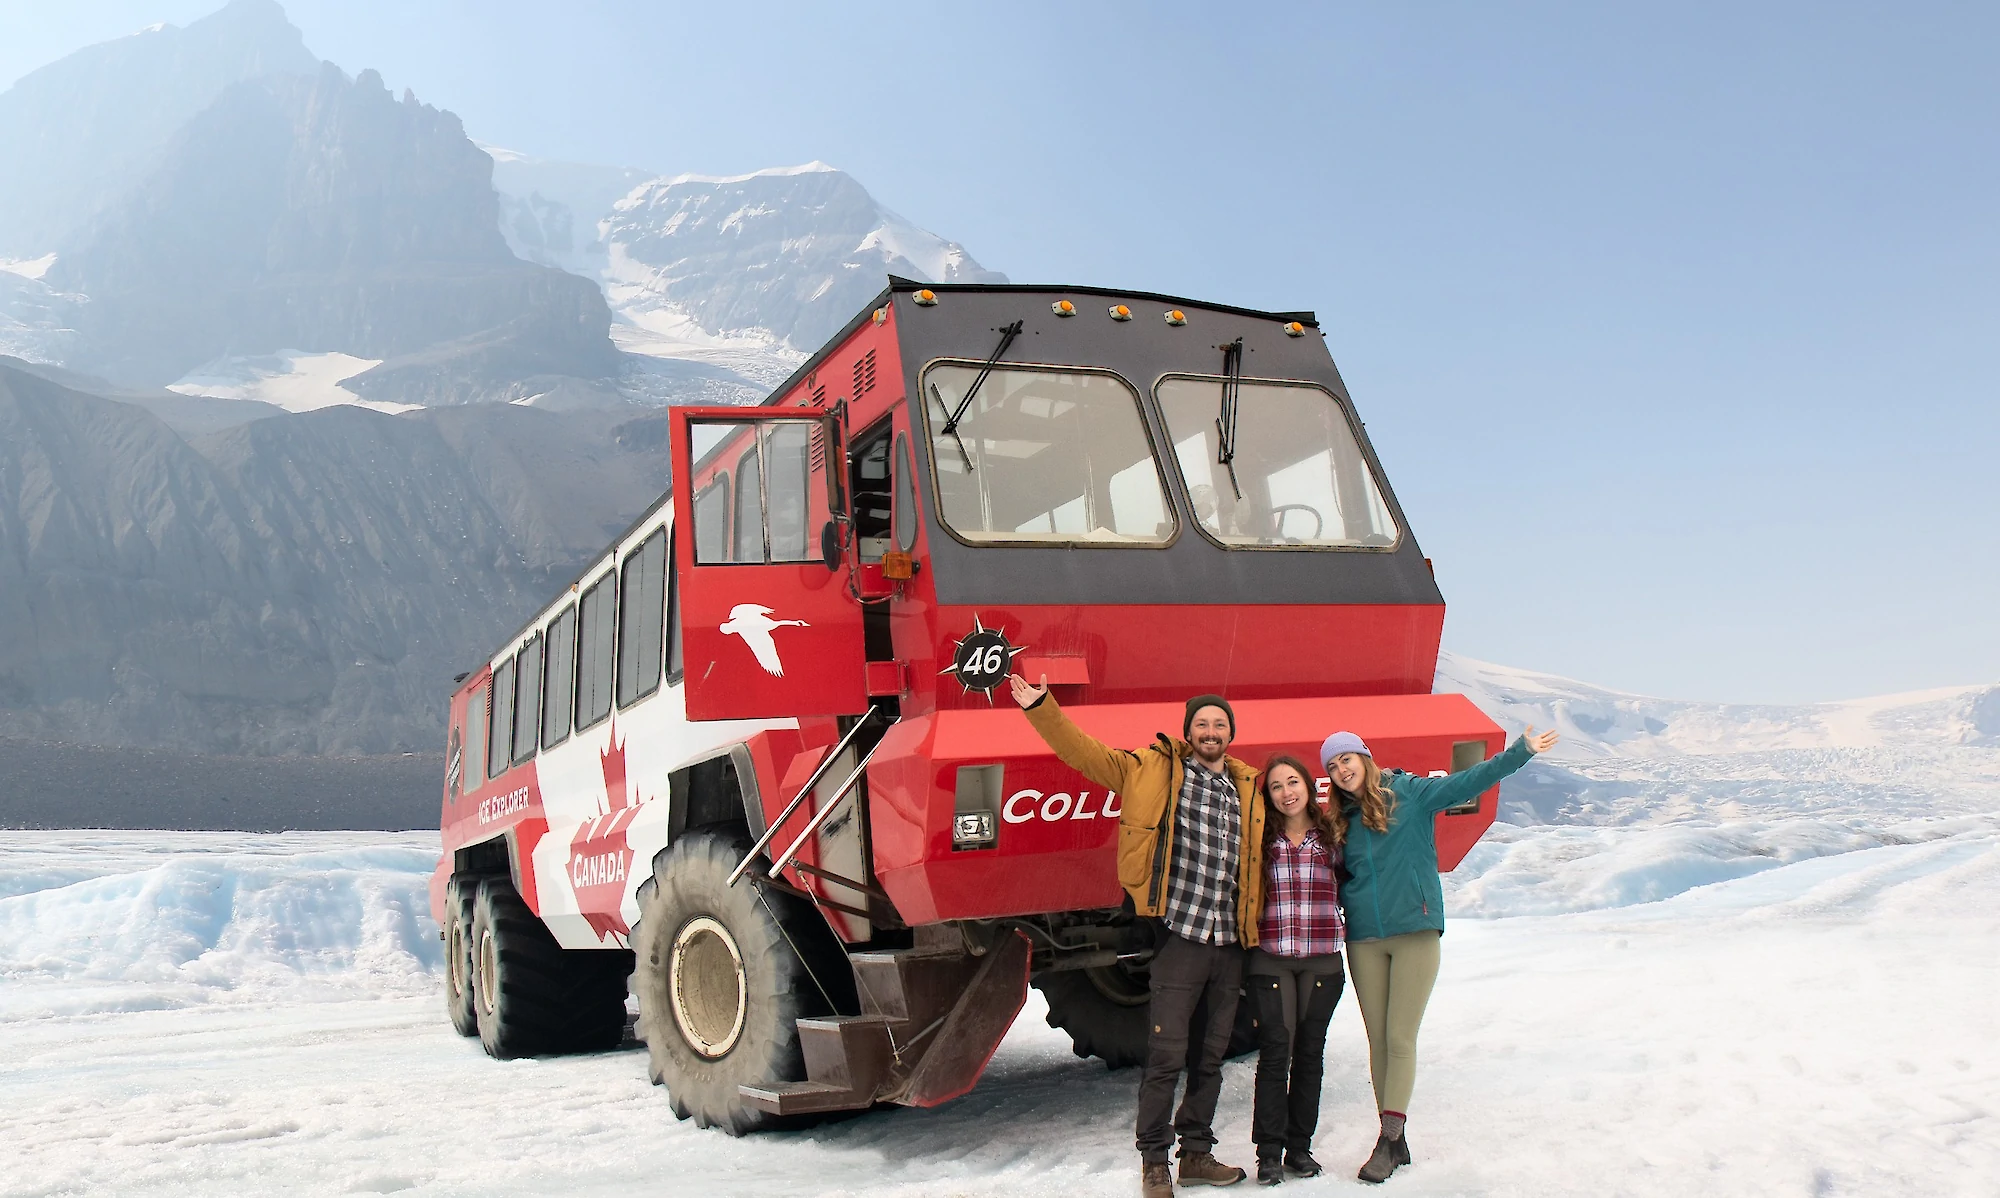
1136 931 1245 1164
1247 951 1345 1162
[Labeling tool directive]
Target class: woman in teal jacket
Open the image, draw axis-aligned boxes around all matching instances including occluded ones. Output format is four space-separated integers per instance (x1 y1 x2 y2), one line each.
1323 725 1557 1184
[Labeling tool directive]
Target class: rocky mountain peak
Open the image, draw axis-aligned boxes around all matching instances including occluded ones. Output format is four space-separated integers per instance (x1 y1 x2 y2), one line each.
47 61 613 394
0 0 319 258
602 163 1005 352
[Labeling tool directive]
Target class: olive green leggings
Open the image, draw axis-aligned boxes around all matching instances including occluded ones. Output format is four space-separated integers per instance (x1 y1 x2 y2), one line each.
1345 930 1442 1114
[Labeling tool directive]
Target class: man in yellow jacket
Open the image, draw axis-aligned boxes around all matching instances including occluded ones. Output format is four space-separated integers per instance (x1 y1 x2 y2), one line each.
1011 673 1266 1196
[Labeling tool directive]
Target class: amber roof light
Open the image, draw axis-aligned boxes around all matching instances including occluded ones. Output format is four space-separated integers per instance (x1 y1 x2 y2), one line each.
914 289 938 306
1108 304 1132 321
1051 299 1077 317
1164 310 1187 326
1284 321 1306 337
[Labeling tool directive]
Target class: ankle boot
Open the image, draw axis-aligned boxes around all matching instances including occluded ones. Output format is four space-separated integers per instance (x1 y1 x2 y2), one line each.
1356 1133 1401 1184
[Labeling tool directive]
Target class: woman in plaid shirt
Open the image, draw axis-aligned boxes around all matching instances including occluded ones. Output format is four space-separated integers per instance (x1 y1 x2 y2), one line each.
1246 753 1347 1185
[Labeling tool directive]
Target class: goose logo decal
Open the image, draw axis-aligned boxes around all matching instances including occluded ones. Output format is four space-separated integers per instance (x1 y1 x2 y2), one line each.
720 603 811 677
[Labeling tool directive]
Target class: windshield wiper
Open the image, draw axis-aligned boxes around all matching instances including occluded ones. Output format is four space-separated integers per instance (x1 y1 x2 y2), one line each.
929 383 974 472
1215 337 1244 499
935 320 1024 471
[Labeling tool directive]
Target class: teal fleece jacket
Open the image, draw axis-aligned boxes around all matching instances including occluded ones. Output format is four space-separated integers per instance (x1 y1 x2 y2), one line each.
1338 736 1537 943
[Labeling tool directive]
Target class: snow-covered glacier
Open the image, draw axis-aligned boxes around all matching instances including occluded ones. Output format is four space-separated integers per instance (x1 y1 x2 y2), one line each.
2 660 1994 1196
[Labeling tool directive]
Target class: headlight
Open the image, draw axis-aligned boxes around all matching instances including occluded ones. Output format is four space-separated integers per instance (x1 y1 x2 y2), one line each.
952 810 997 850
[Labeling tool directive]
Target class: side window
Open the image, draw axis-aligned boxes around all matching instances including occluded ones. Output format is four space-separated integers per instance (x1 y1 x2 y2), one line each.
733 449 763 562
575 571 615 730
487 656 515 779
511 634 541 765
541 604 576 750
893 431 918 552
462 683 487 795
667 530 684 683
616 528 667 707
693 476 729 564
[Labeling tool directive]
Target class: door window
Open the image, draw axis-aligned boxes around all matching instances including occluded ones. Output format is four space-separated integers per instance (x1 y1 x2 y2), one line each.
693 419 832 565
850 425 893 563
692 477 729 565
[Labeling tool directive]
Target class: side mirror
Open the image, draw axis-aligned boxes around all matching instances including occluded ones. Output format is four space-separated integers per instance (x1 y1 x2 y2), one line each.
820 520 843 571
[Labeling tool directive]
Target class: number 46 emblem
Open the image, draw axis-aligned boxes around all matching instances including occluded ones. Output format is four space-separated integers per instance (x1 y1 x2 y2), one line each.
940 615 1027 702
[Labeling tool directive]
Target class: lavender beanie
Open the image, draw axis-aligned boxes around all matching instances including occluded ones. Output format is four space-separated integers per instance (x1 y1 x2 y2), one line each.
1320 731 1372 766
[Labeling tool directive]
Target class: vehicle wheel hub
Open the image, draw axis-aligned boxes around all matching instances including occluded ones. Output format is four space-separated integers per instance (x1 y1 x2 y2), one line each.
670 916 747 1058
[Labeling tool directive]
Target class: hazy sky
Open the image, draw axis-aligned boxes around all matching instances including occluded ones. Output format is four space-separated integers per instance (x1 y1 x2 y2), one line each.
6 2 1997 703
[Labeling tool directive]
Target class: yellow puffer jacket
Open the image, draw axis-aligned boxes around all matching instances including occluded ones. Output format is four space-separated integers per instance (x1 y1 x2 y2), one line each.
1024 694 1266 946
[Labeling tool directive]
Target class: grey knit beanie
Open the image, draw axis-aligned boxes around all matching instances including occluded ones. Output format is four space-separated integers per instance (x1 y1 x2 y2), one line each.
1320 731 1372 766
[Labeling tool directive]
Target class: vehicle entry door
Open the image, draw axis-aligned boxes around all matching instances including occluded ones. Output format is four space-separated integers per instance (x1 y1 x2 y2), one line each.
669 406 869 721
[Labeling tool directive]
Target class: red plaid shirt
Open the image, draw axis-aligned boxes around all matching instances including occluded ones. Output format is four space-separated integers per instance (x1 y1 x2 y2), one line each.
1258 828 1344 957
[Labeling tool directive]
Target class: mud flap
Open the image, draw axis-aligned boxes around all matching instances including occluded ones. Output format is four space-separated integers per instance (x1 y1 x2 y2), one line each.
893 930 1032 1108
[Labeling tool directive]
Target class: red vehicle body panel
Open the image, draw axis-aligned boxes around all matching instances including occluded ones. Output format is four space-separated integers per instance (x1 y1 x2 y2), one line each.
867 693 1501 925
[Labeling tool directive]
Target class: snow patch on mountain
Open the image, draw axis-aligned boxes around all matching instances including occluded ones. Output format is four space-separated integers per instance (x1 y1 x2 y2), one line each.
168 351 418 415
0 254 57 281
0 269 83 364
486 147 1004 401
654 161 839 186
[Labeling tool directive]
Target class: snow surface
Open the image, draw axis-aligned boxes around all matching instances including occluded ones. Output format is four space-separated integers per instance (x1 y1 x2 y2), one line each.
647 161 840 187
168 351 418 415
3 662 1996 1195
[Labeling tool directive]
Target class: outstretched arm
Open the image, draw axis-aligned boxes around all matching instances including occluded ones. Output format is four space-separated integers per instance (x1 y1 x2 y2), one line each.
1011 674 1141 794
1410 725 1558 813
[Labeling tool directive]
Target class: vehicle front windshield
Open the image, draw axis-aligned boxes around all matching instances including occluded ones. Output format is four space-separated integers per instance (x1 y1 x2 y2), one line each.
923 363 1174 545
1155 377 1399 548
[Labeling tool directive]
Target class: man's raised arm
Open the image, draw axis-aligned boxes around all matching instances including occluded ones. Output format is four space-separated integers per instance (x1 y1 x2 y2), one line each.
1010 673 1139 795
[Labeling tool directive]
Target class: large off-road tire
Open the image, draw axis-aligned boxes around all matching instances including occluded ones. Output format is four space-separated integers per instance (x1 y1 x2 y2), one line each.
471 877 630 1059
1037 960 1259 1070
630 830 849 1135
444 873 480 1037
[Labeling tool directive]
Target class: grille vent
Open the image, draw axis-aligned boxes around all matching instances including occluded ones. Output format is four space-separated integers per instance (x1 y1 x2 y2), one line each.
852 350 877 397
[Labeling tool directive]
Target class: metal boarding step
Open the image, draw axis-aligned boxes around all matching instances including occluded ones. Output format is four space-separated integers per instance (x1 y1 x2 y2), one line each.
739 929 1032 1117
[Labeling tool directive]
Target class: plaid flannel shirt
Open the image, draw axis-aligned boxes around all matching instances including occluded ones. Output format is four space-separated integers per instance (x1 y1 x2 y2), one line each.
1160 759 1242 945
1257 828 1344 957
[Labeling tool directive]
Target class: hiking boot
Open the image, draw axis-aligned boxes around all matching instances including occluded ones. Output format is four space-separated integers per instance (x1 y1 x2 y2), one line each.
1178 1150 1248 1186
1283 1149 1323 1178
1357 1133 1402 1184
1256 1158 1285 1186
1394 1133 1411 1166
1142 1160 1174 1198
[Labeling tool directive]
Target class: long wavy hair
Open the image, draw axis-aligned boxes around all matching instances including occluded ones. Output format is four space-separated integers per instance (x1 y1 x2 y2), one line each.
1328 752 1396 836
1260 753 1344 847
